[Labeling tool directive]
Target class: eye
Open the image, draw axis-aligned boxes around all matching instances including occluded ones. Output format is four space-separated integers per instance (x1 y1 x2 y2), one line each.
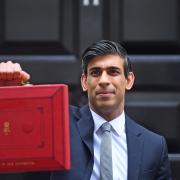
108 68 120 76
89 69 101 77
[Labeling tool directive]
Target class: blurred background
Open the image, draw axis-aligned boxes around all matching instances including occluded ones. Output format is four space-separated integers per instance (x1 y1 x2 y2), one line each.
0 0 180 179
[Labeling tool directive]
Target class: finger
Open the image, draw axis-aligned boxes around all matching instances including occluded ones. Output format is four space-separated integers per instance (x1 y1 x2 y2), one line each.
6 61 14 80
0 66 2 79
0 63 7 80
1 73 7 80
6 72 13 80
13 62 22 72
20 71 30 82
13 63 23 80
0 62 6 78
0 61 14 80
13 71 21 80
5 62 21 80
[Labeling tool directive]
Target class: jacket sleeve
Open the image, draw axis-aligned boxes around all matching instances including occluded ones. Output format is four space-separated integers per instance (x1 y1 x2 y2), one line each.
156 136 172 180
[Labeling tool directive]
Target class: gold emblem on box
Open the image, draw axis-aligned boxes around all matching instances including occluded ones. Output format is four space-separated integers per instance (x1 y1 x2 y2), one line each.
3 121 11 135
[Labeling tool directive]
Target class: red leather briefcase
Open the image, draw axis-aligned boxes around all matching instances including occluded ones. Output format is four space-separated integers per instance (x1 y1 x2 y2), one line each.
0 84 70 172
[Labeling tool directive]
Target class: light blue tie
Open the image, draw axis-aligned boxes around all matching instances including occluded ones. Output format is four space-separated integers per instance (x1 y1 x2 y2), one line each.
100 122 113 180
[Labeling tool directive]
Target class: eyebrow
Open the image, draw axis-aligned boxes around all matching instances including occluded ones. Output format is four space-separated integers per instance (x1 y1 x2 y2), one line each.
89 66 121 71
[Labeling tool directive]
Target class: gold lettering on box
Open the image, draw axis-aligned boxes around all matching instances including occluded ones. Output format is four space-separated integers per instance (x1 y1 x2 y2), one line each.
1 161 35 166
15 161 35 166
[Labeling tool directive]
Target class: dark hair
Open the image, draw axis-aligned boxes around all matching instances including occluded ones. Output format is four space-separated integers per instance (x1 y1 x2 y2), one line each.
81 40 132 78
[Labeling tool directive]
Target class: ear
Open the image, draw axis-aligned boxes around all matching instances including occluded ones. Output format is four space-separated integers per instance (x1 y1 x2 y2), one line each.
81 73 88 92
126 72 135 90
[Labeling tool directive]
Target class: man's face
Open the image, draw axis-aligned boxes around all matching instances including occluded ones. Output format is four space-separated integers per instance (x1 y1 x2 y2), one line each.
81 55 134 120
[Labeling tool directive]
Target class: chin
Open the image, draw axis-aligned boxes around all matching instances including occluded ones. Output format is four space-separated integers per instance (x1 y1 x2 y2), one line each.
97 102 116 112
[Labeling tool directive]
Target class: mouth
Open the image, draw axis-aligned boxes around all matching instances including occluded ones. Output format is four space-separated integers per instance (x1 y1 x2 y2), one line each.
96 90 115 97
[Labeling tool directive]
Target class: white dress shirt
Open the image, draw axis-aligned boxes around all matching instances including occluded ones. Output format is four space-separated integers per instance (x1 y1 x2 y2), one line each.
90 109 127 180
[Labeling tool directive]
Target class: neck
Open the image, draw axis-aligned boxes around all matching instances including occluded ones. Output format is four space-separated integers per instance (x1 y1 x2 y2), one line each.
90 105 124 121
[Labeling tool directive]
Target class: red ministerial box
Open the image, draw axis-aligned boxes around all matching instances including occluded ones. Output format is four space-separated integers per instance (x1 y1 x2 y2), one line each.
0 84 70 173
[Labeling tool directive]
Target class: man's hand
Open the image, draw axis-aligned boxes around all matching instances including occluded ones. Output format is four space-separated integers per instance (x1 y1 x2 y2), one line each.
0 61 30 86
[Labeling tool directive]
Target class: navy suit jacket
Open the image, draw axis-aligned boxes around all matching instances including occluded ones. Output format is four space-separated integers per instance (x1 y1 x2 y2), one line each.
51 105 171 180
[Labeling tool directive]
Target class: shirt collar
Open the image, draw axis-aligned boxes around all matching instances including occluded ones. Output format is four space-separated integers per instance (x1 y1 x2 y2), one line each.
90 109 125 137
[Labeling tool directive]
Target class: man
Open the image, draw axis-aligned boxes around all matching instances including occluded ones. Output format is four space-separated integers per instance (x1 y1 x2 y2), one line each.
0 40 171 180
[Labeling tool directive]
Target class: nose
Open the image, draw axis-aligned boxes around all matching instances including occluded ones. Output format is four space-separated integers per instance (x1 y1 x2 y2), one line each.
98 71 110 87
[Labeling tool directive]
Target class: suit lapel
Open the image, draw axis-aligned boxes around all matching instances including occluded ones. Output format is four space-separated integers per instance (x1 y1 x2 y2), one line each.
76 105 94 156
126 116 144 180
76 105 94 179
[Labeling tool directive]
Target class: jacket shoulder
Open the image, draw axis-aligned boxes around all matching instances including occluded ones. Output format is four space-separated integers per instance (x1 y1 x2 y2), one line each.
126 115 165 141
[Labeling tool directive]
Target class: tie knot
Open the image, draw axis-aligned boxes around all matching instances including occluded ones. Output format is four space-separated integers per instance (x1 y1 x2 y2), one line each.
101 122 111 132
